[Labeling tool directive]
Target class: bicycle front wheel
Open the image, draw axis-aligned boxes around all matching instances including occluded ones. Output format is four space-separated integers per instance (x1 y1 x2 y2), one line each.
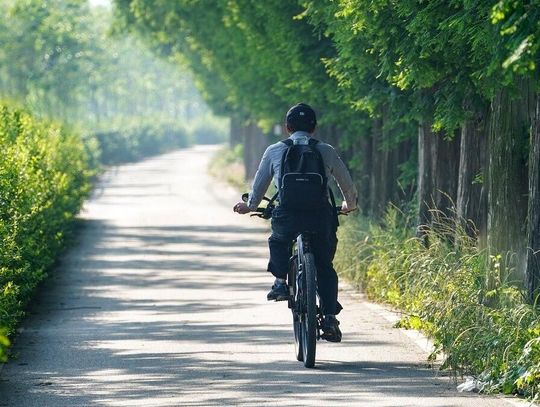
301 252 317 368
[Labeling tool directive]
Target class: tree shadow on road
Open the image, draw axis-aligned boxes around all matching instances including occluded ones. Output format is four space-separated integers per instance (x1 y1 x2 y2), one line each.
0 218 476 406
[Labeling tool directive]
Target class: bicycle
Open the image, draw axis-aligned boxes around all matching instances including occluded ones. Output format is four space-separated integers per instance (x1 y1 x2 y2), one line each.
242 193 346 368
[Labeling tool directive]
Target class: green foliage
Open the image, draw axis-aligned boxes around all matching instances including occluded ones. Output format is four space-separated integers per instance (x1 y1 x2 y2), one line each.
0 329 9 362
301 0 499 133
0 103 93 360
492 0 540 74
335 208 540 398
0 0 98 119
0 0 211 129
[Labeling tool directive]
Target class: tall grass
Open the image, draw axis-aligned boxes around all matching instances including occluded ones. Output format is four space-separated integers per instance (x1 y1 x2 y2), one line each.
335 206 540 399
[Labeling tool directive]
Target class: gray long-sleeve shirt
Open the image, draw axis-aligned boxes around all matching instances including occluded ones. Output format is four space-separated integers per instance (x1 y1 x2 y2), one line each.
247 131 358 211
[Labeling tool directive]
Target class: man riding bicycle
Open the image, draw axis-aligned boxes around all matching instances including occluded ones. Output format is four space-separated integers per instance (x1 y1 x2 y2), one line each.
233 103 357 342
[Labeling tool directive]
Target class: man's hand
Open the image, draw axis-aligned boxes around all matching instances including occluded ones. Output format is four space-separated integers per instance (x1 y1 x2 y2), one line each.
233 202 251 214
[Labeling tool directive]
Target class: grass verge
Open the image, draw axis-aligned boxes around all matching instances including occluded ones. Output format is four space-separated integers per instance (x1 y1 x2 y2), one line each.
334 206 540 399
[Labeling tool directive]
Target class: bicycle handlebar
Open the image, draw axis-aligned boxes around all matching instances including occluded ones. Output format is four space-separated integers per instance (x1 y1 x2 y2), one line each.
245 194 353 219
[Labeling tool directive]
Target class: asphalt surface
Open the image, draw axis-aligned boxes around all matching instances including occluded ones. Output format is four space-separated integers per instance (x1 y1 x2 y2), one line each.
0 146 528 406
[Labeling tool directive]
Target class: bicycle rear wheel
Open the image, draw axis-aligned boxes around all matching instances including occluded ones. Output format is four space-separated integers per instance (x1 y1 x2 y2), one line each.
301 252 317 368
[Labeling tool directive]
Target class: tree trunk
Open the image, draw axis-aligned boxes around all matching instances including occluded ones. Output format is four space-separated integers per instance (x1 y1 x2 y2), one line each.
243 122 267 181
381 110 402 211
526 94 540 303
434 130 460 220
417 122 435 233
456 107 489 240
416 121 460 238
396 137 415 203
487 79 534 286
369 118 385 218
358 133 372 216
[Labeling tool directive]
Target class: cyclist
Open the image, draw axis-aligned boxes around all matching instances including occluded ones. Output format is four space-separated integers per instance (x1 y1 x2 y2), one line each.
233 103 358 342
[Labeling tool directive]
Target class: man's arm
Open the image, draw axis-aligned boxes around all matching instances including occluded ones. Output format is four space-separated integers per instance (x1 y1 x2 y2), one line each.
321 144 358 211
233 145 274 214
247 146 274 210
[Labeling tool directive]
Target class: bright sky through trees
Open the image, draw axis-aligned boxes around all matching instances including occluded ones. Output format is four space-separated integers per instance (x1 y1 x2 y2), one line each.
89 0 110 7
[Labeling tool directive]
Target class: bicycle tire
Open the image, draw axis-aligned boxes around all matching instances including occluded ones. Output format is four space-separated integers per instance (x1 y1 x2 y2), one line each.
301 252 317 368
289 258 303 361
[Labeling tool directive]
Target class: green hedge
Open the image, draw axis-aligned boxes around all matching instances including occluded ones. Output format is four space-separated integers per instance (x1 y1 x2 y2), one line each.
94 123 190 165
335 209 540 398
0 104 94 361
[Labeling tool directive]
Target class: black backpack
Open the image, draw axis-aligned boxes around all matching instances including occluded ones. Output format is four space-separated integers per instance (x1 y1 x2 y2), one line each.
277 138 327 210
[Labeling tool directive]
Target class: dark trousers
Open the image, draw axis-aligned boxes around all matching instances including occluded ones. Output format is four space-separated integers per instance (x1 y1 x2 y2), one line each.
267 204 339 315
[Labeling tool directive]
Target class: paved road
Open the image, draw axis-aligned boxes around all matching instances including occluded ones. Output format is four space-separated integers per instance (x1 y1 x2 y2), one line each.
0 146 526 406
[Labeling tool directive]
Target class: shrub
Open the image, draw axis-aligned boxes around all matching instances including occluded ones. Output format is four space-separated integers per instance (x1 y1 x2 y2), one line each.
0 104 94 360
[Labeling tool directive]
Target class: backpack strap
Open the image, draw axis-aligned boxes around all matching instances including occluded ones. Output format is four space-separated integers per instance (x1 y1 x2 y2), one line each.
279 139 294 187
268 190 279 205
274 139 295 205
306 138 327 188
281 139 294 147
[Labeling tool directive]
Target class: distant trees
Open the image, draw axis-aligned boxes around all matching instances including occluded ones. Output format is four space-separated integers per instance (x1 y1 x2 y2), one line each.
115 0 539 301
0 0 206 128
